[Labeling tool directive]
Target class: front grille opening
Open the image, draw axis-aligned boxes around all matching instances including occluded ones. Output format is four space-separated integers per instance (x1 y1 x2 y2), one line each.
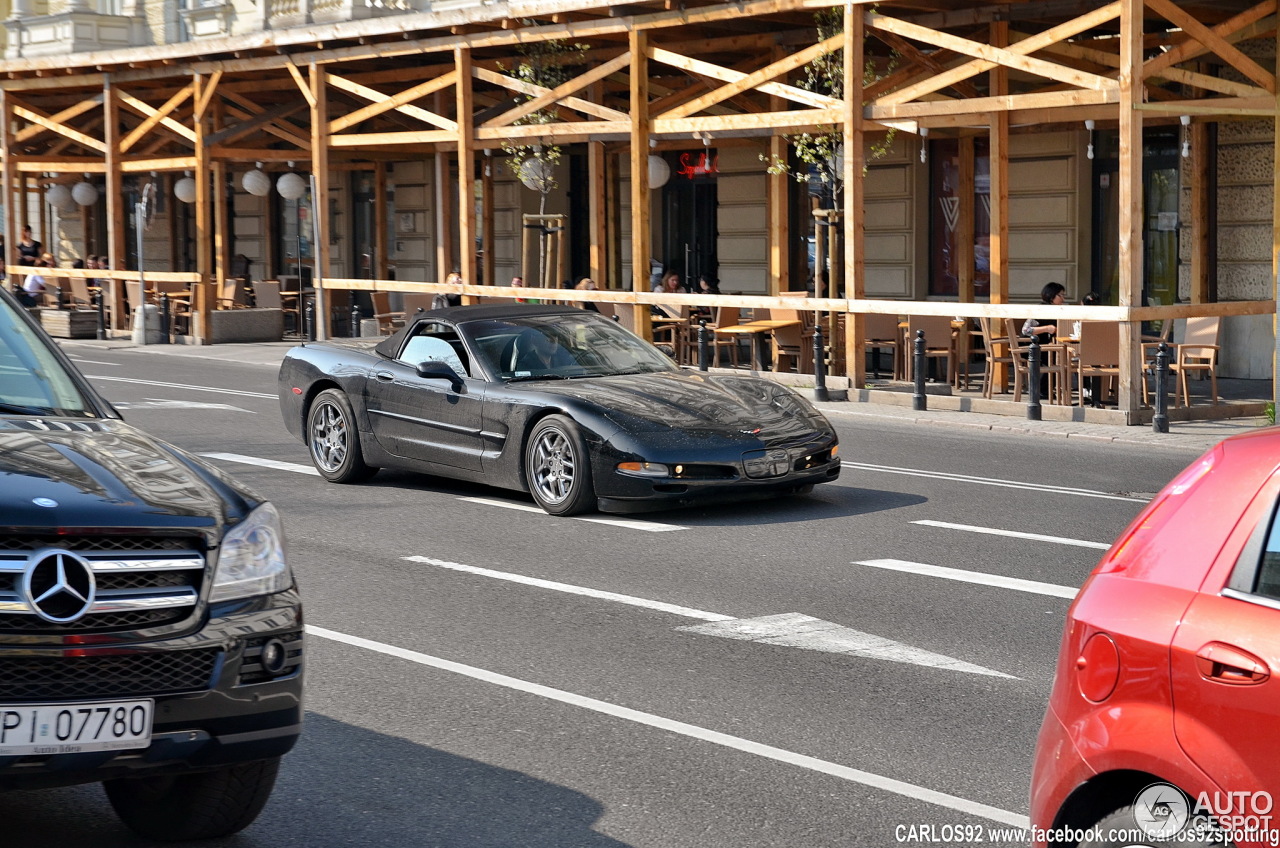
0 649 220 701
0 610 191 633
0 535 205 553
670 464 737 481
793 449 834 472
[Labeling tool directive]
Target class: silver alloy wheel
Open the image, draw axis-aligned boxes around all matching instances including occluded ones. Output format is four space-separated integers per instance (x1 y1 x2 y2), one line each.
529 425 576 505
309 399 349 474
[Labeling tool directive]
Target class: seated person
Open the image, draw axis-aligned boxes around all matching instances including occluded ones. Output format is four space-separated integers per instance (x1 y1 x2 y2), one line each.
1021 281 1065 341
508 326 574 374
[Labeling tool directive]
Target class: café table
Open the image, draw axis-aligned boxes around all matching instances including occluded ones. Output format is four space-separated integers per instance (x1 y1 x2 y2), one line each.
712 319 801 370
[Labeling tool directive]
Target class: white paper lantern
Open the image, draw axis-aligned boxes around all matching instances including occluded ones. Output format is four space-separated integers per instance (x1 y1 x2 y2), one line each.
276 172 306 200
174 175 197 204
72 181 99 207
45 184 71 209
518 157 552 191
648 155 670 189
241 167 271 197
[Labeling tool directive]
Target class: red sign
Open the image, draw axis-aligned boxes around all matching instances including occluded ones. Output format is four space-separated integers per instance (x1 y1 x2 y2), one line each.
676 151 719 180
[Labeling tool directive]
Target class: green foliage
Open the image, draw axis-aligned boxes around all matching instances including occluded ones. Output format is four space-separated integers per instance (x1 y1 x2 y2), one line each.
760 9 899 204
1266 401 1275 426
500 37 588 198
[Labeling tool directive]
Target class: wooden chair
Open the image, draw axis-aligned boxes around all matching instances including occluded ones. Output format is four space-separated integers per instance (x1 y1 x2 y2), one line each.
705 305 741 367
253 280 298 335
612 302 638 331
1141 318 1179 406
1004 318 1070 404
651 304 689 362
863 312 900 380
905 315 955 383
770 306 814 373
1171 316 1220 407
67 275 96 310
370 291 404 335
977 317 1015 399
216 275 251 310
399 293 436 316
1072 321 1120 407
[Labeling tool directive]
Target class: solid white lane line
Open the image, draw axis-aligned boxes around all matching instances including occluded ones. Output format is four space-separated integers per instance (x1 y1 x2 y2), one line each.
912 520 1111 550
306 624 1028 829
459 497 687 532
84 375 275 399
401 556 731 621
854 559 1078 600
200 452 320 476
842 461 1149 503
66 357 119 366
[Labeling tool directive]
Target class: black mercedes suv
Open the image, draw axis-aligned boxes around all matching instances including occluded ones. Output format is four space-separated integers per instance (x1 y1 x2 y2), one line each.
0 287 302 840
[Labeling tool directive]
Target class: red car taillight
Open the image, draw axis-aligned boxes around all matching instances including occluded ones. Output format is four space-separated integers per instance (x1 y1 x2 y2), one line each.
1098 445 1220 574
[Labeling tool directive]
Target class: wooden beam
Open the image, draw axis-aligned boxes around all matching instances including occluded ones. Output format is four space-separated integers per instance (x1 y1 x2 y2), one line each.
328 130 456 147
483 52 630 128
870 88 1118 121
1118 0 1144 415
193 69 222 121
876 2 1122 106
221 91 312 148
1142 1 1276 78
14 94 102 143
117 90 199 144
872 31 979 100
121 156 197 171
286 60 316 109
472 66 629 122
15 159 108 173
329 71 457 134
630 28 652 340
194 74 212 342
456 46 477 294
663 35 841 120
654 108 843 135
204 101 307 147
647 45 840 111
1145 0 1275 93
12 105 106 152
328 71 458 132
119 85 193 153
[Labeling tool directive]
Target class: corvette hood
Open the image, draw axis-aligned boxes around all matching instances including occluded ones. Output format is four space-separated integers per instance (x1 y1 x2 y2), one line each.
0 417 253 532
517 371 830 436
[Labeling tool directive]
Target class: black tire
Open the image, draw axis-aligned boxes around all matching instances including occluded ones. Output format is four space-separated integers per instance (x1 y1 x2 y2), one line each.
306 388 376 483
104 758 280 841
525 415 595 515
1079 805 1226 847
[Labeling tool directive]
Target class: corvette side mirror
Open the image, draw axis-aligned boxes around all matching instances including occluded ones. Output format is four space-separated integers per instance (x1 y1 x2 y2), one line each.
415 360 465 392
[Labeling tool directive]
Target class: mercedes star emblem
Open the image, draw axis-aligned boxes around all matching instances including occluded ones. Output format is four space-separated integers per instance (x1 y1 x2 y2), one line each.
23 549 96 623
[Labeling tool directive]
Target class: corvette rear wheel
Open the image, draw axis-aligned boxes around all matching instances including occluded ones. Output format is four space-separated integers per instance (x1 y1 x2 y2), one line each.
525 415 595 515
307 389 376 483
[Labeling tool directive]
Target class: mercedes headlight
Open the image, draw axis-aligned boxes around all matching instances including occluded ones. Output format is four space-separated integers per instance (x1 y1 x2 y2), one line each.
211 503 292 602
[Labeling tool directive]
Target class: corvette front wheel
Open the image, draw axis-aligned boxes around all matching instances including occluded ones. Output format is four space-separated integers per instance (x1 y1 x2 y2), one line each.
307 389 377 483
525 415 595 515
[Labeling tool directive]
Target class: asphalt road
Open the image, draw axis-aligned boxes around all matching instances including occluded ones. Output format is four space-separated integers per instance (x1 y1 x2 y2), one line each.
4 344 1199 848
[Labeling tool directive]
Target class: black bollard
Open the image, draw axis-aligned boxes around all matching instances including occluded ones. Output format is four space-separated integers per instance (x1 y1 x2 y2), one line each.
94 290 106 340
1152 341 1171 434
159 293 171 344
812 321 829 402
912 329 927 411
1027 335 1042 420
698 320 710 371
350 304 362 338
304 300 316 341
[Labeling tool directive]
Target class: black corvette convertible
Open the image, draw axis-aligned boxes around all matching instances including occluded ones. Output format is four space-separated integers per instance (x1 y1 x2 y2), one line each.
278 304 840 515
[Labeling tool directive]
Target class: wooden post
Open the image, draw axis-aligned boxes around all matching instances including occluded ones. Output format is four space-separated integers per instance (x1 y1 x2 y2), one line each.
844 4 867 388
1190 120 1212 305
1118 0 1144 416
988 23 1009 307
629 29 652 339
194 75 212 342
374 161 389 281
213 160 230 303
481 155 495 287
768 45 790 297
434 89 454 283
456 46 477 300
0 90 14 280
588 140 607 286
310 62 332 340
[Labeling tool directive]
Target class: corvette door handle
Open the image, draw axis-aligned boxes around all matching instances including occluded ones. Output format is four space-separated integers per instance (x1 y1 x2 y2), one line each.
374 371 395 382
1195 642 1270 685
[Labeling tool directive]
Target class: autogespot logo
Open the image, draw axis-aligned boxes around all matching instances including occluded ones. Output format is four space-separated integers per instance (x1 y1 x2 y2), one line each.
1134 782 1192 839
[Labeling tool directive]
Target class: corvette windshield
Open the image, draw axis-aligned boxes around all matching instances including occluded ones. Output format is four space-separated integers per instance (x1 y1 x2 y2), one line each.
463 312 679 380
0 294 93 417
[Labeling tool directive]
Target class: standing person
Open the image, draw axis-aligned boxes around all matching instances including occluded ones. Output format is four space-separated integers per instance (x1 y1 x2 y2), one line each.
432 271 463 309
510 274 539 304
16 226 40 267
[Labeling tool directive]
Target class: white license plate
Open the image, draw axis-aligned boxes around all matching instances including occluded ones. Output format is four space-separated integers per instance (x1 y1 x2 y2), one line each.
0 699 154 756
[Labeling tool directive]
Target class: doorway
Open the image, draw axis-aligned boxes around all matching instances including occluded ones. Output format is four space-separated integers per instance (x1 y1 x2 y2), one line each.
661 149 718 288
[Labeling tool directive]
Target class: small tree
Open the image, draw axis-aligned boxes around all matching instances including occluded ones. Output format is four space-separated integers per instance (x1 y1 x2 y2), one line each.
761 9 899 208
501 37 588 216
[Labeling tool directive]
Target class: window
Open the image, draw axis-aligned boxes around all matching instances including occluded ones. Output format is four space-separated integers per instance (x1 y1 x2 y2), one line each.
929 138 991 297
1257 512 1280 601
398 324 468 377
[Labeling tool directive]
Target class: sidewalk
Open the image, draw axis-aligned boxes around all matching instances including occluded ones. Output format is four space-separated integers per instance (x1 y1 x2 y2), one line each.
60 337 1271 456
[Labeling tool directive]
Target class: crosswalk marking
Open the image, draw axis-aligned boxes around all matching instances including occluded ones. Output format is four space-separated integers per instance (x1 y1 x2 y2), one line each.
201 452 320 476
911 520 1111 550
854 559 1078 599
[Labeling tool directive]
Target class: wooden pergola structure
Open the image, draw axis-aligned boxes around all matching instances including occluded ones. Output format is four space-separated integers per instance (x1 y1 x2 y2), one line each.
2 0 1277 421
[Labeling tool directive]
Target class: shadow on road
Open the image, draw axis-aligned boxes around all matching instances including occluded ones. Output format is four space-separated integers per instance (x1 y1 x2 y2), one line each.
0 713 632 848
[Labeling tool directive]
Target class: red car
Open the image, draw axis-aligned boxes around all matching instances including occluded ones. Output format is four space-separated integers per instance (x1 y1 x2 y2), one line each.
1032 429 1280 848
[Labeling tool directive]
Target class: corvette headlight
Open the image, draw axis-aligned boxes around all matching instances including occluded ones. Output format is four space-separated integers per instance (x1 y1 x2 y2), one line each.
211 503 292 602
